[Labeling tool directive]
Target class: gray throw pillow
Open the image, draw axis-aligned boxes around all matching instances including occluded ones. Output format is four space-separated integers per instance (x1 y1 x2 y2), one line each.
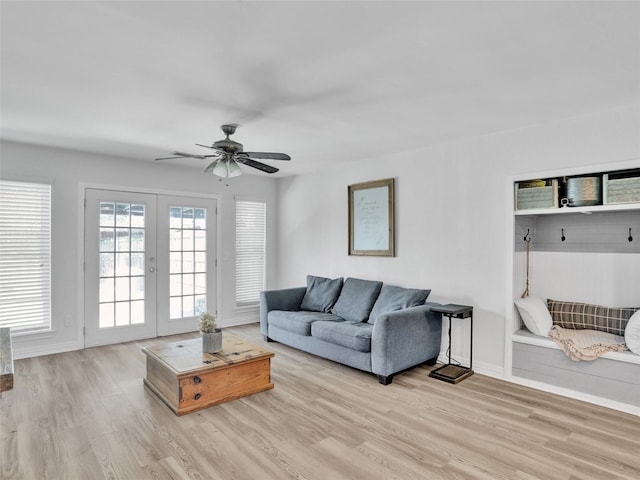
331 277 383 322
300 275 344 313
368 285 430 324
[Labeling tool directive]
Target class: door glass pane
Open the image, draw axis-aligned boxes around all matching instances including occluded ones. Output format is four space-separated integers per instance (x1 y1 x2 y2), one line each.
98 201 145 329
100 228 115 251
130 204 144 228
100 202 115 227
130 300 144 324
131 276 144 300
131 229 144 251
99 278 114 302
115 203 130 227
99 303 114 328
169 229 181 250
169 206 207 319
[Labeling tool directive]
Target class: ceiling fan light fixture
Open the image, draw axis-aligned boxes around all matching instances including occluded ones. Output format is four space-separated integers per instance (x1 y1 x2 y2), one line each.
212 158 242 178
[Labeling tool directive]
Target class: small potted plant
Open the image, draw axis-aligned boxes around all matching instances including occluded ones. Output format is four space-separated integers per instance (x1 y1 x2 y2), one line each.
199 312 222 353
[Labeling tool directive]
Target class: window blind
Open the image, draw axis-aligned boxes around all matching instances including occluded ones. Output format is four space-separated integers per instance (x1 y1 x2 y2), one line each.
0 180 51 332
235 199 266 307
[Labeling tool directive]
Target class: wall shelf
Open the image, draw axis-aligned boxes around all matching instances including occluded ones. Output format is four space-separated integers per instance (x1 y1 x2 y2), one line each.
515 202 640 216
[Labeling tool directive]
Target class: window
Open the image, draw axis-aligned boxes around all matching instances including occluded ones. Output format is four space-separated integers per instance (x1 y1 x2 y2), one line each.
0 180 51 332
235 199 266 307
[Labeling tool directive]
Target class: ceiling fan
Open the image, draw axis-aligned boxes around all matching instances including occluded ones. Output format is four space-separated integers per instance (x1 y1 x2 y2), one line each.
155 124 291 178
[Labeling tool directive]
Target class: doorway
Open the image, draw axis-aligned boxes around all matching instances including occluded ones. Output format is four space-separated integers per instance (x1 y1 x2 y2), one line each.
84 189 217 347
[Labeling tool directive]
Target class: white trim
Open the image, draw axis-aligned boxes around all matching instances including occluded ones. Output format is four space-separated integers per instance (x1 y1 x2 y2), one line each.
505 374 639 416
10 328 56 340
12 340 82 360
436 353 504 380
79 182 222 201
509 157 640 183
504 173 516 377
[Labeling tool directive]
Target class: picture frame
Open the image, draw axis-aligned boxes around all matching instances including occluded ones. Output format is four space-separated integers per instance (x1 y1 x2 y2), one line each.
348 178 395 256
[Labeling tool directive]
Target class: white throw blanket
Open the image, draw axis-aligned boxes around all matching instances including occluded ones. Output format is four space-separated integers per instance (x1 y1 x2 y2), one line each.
548 325 628 361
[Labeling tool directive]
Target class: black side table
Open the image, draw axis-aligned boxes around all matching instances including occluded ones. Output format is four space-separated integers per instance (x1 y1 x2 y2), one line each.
429 304 474 384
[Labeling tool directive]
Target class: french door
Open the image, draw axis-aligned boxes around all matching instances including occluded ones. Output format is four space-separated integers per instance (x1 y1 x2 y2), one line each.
84 189 217 347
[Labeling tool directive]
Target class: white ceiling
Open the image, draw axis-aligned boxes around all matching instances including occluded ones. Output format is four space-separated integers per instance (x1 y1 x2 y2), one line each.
2 1 639 177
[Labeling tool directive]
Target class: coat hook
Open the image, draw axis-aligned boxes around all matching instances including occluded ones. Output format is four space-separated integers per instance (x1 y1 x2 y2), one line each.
629 228 633 243
561 228 566 242
523 228 531 242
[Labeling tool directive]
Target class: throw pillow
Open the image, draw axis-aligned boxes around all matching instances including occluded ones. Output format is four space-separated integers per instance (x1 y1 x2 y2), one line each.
331 277 383 322
514 296 553 337
300 275 344 313
624 310 640 355
367 285 431 324
547 299 639 337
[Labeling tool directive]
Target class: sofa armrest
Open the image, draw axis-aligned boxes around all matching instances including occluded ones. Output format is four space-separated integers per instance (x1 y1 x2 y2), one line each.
259 287 307 336
371 302 442 377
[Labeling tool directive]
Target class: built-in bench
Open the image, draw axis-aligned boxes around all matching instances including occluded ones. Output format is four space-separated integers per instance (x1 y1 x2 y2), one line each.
512 329 639 408
0 328 14 392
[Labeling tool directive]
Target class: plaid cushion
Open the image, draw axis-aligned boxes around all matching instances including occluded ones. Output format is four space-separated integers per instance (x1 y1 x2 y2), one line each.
547 299 639 336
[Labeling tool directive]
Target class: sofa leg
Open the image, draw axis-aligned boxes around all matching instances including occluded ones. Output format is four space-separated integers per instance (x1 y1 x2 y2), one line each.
377 375 393 385
425 356 438 366
263 335 273 343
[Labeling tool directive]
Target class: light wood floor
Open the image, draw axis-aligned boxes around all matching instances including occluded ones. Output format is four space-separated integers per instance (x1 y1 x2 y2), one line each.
1 324 639 480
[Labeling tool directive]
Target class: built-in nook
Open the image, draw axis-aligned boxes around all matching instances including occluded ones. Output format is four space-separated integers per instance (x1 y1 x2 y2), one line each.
506 162 640 411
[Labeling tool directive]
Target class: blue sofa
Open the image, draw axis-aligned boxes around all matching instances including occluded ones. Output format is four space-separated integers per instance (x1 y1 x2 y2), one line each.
259 276 443 384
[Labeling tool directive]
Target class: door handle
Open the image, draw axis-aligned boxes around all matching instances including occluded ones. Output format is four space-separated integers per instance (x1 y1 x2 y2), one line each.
149 267 156 272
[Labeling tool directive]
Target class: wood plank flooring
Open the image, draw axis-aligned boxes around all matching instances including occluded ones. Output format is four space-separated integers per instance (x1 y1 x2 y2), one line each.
1 324 639 480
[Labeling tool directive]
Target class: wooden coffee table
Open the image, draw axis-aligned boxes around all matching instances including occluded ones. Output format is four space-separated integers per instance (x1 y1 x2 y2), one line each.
142 333 274 416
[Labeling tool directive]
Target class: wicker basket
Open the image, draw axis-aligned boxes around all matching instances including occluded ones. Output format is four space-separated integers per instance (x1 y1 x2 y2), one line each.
603 173 640 205
515 179 558 210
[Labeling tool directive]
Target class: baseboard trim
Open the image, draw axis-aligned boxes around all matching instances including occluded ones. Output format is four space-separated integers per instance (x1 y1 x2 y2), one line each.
436 353 504 379
506 375 639 416
12 340 83 360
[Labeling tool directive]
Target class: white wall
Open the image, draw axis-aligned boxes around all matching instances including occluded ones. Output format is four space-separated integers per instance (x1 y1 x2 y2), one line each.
275 105 640 374
0 140 278 358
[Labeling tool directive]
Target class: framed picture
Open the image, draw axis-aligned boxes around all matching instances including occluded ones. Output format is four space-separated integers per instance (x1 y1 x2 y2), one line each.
348 178 395 256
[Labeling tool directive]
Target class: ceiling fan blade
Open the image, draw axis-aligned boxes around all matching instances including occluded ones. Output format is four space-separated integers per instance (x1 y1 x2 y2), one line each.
241 152 291 161
196 143 226 153
202 159 220 173
173 151 209 159
237 158 279 174
155 156 185 161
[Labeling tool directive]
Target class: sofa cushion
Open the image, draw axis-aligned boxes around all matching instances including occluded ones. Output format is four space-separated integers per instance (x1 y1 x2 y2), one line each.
311 320 373 353
300 275 344 313
268 311 343 336
368 285 431 324
331 277 383 322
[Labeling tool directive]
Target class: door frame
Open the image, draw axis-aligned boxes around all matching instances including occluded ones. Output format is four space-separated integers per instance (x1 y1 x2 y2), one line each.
78 183 222 348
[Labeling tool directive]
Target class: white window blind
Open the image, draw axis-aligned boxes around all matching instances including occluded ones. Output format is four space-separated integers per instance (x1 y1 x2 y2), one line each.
235 199 266 307
0 180 52 332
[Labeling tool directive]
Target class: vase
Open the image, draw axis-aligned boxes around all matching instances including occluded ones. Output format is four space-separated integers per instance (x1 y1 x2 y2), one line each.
202 329 222 354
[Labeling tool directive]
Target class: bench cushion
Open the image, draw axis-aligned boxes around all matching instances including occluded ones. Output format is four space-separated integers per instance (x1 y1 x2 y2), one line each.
311 320 373 353
268 311 343 336
331 277 383 322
